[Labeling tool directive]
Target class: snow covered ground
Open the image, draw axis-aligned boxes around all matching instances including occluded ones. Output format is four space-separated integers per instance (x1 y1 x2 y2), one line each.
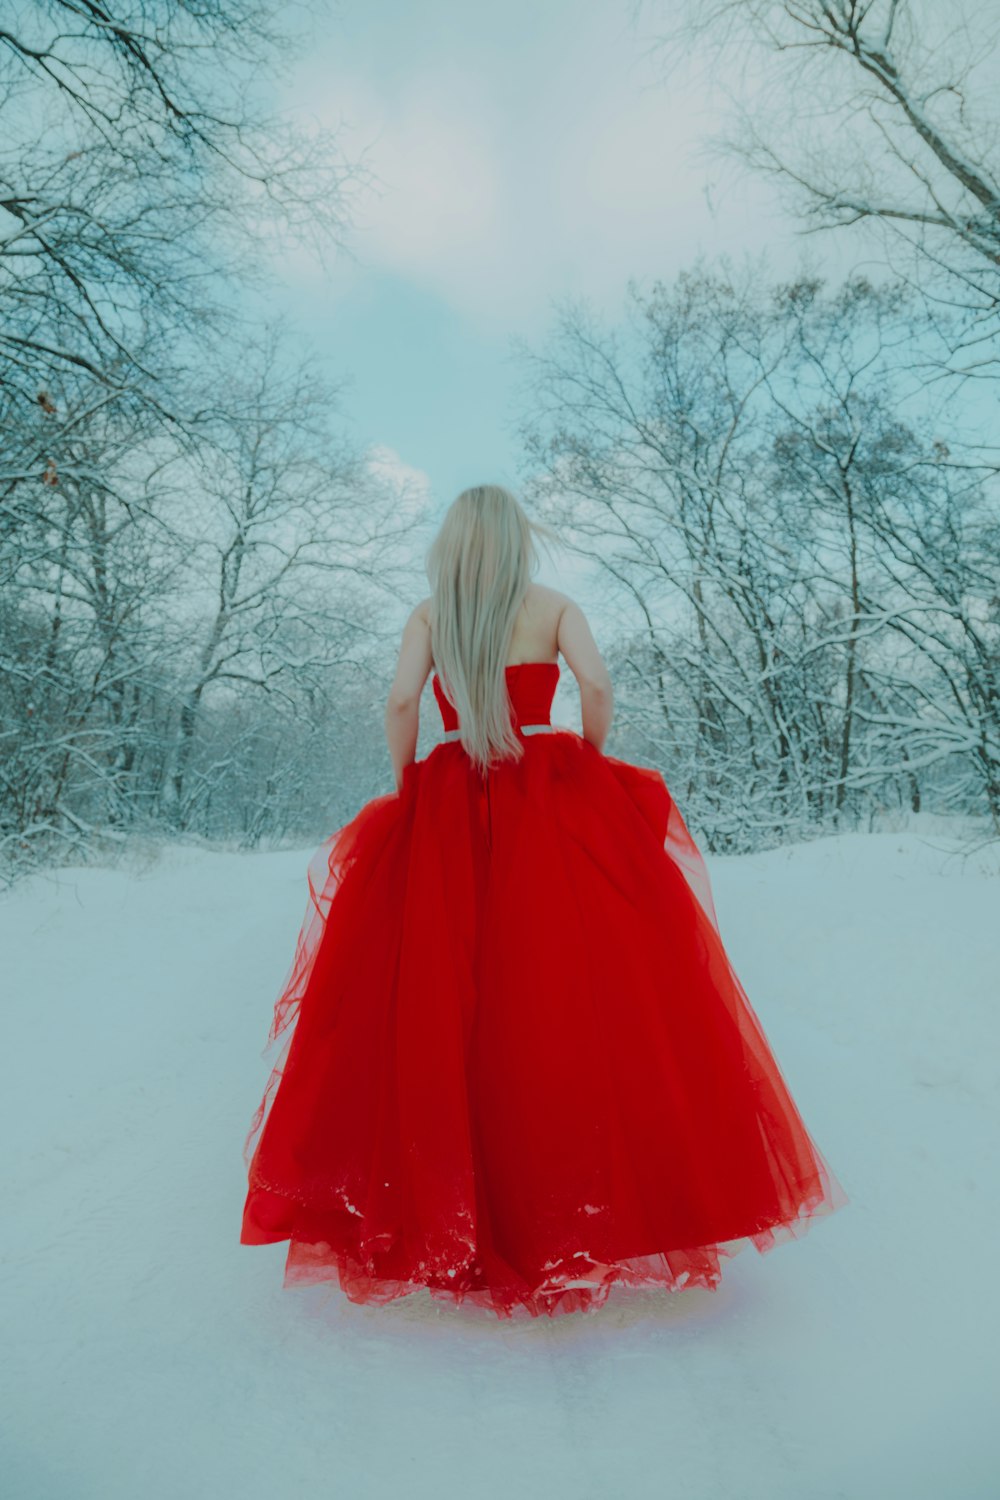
1 820 997 1499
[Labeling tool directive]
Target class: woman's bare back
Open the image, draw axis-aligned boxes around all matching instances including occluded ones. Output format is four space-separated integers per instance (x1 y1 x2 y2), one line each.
418 582 610 695
504 583 563 666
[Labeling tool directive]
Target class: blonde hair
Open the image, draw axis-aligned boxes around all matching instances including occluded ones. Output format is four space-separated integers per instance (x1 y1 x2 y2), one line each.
426 484 559 773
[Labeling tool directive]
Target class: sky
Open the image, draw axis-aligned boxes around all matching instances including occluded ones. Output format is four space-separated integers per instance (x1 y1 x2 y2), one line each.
258 0 849 539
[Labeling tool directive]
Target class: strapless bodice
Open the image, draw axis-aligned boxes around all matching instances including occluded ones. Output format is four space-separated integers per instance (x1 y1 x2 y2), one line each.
432 661 559 732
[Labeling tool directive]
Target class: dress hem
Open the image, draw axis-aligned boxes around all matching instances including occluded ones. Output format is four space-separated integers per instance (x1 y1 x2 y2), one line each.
240 1178 846 1321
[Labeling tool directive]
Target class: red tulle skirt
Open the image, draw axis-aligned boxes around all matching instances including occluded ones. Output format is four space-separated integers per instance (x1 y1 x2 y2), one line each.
240 729 847 1319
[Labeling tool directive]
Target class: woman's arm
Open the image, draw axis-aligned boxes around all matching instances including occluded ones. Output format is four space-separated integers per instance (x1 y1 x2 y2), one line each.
556 599 613 753
384 601 434 792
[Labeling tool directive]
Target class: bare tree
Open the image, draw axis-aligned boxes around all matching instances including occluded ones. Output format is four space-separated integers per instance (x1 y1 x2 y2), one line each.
0 324 430 875
644 0 1000 380
517 268 825 846
160 326 421 828
0 5 422 880
0 1 367 420
516 265 1000 847
0 363 182 859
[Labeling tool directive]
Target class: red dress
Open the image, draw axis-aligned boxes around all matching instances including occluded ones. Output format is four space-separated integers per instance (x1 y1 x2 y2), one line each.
240 661 847 1318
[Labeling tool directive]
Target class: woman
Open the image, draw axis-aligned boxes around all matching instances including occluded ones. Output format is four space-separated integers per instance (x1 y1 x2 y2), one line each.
240 483 847 1319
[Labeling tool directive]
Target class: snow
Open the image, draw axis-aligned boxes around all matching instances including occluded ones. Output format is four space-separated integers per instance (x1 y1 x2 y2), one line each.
1 821 998 1499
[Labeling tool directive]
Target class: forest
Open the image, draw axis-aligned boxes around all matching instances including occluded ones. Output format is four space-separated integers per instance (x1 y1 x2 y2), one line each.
2 0 998 875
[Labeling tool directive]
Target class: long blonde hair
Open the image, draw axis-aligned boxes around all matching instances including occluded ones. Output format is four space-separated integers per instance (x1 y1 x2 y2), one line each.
426 484 559 773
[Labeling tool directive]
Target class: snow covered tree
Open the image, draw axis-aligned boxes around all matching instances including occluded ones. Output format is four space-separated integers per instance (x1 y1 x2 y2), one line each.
0 0 363 417
517 266 1000 847
648 0 1000 381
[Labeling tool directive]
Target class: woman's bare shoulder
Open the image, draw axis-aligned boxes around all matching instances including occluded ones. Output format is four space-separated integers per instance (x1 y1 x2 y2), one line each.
418 585 578 623
524 581 574 616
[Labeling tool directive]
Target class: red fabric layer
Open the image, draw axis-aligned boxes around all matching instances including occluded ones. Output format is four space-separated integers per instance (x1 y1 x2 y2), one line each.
432 660 558 731
241 664 847 1319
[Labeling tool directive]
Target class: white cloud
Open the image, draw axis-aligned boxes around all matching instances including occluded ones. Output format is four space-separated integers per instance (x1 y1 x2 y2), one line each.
365 442 433 519
358 87 503 280
276 7 792 335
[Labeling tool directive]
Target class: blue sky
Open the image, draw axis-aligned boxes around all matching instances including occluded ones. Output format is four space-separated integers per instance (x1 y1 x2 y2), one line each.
260 0 841 529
